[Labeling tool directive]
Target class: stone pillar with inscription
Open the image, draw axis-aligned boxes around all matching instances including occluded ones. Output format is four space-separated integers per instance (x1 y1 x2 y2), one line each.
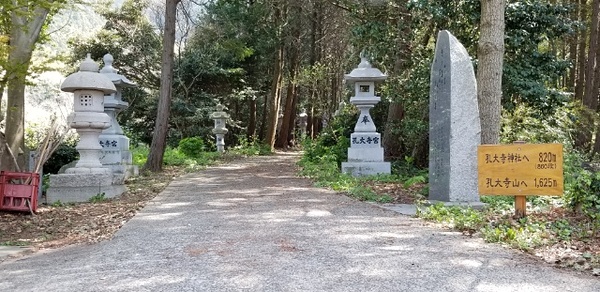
341 56 390 176
46 54 127 203
428 30 481 204
99 53 138 178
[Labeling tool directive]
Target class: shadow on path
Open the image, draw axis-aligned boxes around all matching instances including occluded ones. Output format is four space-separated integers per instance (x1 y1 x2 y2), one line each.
0 152 598 291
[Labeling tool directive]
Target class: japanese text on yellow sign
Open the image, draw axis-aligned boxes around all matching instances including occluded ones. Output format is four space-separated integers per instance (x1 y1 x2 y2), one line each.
477 144 563 196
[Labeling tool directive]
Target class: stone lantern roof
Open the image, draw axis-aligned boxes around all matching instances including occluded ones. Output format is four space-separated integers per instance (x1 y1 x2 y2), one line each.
61 54 117 94
298 108 308 118
344 55 387 82
100 54 136 88
210 104 229 119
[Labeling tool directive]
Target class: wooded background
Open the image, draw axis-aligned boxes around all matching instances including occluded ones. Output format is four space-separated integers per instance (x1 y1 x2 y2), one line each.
1 0 599 172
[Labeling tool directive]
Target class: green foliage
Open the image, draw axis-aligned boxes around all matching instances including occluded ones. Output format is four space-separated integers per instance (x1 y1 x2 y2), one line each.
230 136 272 156
131 145 149 166
88 193 107 203
301 104 356 167
501 102 577 144
391 155 429 182
564 151 600 223
348 185 392 203
481 218 550 251
417 203 484 234
162 147 194 167
418 198 599 253
299 144 392 203
480 195 514 210
403 175 427 188
43 140 78 174
1 240 29 247
503 1 575 112
178 137 206 158
50 200 65 207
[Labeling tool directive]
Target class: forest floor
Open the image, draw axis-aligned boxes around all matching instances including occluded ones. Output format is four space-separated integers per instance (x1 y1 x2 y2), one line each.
0 167 184 252
1 162 599 276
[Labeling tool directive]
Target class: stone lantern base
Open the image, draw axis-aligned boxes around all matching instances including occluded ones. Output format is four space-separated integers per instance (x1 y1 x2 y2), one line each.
341 162 390 177
46 173 126 203
341 132 391 177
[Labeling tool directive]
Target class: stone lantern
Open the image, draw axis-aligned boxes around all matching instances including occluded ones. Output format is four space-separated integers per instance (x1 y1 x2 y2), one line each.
298 109 308 138
61 54 115 174
46 54 126 203
341 55 391 176
211 104 229 153
99 53 137 178
334 101 347 116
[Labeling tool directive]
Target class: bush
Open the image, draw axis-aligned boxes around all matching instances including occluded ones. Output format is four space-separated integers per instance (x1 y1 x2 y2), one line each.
163 147 193 166
302 104 356 167
230 136 272 156
564 151 600 222
131 145 149 166
178 137 206 158
43 141 79 174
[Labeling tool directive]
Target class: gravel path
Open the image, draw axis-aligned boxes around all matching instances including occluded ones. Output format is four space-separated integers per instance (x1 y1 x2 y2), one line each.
0 152 598 291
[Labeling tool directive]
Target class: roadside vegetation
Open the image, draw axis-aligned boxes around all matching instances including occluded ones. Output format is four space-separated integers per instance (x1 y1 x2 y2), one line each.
0 137 271 252
299 102 600 276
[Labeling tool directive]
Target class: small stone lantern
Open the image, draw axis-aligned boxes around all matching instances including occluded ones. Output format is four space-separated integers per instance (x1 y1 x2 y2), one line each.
211 104 229 153
341 54 390 176
99 53 137 177
61 54 115 174
298 109 308 138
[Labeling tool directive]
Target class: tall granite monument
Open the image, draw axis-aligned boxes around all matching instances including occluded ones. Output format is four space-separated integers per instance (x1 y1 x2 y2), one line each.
429 30 481 203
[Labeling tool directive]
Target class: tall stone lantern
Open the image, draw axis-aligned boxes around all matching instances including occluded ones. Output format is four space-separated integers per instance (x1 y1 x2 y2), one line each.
211 104 229 153
99 53 138 178
341 55 391 176
46 54 126 203
62 54 115 174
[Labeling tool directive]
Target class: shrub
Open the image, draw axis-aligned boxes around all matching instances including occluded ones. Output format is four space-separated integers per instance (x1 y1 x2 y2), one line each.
178 137 206 158
230 136 272 156
302 104 356 167
131 145 149 166
43 141 79 174
564 151 600 222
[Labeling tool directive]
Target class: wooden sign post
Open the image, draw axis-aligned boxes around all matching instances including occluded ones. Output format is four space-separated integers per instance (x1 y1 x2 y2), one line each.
477 143 564 218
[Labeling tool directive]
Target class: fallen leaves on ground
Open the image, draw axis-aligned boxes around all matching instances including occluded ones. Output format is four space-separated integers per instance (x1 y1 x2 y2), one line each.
2 167 599 277
0 167 184 253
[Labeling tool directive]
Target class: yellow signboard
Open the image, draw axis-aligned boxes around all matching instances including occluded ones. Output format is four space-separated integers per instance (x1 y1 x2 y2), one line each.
477 143 563 196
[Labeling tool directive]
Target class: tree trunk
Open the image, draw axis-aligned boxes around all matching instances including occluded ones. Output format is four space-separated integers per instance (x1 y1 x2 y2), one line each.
264 51 283 150
383 1 410 160
575 0 588 101
258 93 268 141
264 2 285 150
477 0 505 145
247 96 257 141
567 0 579 90
0 79 5 122
575 0 600 150
275 2 301 149
583 0 600 109
276 77 298 148
144 0 180 172
3 6 50 171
